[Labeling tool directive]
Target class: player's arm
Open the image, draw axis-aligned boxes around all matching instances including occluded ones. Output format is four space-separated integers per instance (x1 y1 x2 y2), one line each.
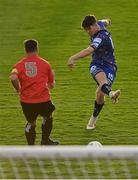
48 68 55 89
68 46 94 69
10 68 20 93
99 19 111 27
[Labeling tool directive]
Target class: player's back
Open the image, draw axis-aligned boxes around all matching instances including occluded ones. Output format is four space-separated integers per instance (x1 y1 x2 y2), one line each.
14 55 53 103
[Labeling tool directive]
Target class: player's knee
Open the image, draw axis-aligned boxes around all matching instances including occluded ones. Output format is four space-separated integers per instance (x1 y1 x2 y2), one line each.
96 88 105 97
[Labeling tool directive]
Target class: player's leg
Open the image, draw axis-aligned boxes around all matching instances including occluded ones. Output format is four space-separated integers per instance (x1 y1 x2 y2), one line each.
90 64 120 102
39 101 59 145
94 69 121 102
87 72 106 129
41 114 59 145
87 69 120 129
94 69 121 103
25 121 36 145
87 86 105 129
21 102 38 145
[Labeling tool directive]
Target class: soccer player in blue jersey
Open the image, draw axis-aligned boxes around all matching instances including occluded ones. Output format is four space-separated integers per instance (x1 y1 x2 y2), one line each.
68 15 121 129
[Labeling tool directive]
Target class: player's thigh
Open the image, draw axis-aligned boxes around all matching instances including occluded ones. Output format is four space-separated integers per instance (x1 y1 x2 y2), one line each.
20 102 38 123
106 69 116 86
90 64 116 86
90 65 107 85
38 101 55 118
95 72 108 85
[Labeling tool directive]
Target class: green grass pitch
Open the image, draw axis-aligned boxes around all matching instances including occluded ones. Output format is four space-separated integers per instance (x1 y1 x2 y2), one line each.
0 0 138 146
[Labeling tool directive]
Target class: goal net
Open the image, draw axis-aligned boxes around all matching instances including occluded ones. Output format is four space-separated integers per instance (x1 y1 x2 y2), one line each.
0 146 138 179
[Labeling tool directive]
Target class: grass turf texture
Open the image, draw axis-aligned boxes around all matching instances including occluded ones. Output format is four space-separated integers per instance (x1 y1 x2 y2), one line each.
0 0 138 146
1 158 138 179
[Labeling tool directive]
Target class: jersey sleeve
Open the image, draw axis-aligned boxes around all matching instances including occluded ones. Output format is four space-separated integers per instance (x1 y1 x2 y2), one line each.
47 64 54 84
11 63 20 76
98 20 106 28
11 67 18 74
91 37 103 50
10 64 20 80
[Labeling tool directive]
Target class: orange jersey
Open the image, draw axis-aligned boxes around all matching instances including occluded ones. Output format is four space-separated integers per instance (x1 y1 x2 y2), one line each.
12 55 54 103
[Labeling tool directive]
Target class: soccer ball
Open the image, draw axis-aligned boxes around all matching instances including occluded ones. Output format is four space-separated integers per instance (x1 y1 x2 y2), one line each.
87 141 102 147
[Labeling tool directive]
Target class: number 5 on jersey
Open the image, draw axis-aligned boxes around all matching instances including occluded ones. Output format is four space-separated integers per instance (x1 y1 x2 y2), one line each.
25 62 37 77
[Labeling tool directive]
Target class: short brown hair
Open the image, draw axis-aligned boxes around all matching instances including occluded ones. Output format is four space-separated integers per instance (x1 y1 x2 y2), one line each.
24 39 38 53
82 15 97 29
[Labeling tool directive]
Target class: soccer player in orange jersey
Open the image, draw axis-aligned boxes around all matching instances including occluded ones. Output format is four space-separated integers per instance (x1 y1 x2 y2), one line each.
10 39 59 145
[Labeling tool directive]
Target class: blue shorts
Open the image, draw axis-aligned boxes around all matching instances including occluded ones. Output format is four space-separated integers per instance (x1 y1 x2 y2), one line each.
90 64 117 86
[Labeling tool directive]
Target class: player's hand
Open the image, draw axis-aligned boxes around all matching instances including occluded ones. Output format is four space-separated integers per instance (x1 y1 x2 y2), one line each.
68 57 75 70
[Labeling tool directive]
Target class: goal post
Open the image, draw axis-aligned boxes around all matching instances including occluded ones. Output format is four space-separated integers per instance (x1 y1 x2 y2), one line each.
0 146 138 179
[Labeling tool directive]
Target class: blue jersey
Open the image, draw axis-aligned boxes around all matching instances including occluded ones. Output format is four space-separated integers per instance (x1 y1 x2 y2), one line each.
90 21 116 70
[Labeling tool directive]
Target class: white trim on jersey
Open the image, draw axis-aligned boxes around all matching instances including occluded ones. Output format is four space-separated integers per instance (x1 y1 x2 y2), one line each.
92 38 102 48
